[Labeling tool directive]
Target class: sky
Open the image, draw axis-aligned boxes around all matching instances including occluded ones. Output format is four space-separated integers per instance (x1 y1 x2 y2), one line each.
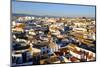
12 0 96 17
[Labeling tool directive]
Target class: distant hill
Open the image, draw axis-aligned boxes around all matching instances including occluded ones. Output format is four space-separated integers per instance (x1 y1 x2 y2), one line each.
12 13 41 17
12 13 63 18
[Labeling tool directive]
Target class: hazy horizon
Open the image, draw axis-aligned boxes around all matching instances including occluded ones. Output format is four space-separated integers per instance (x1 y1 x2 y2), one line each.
12 1 96 17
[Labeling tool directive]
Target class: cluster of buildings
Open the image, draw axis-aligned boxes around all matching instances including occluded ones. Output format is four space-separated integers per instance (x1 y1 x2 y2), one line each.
11 16 96 66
